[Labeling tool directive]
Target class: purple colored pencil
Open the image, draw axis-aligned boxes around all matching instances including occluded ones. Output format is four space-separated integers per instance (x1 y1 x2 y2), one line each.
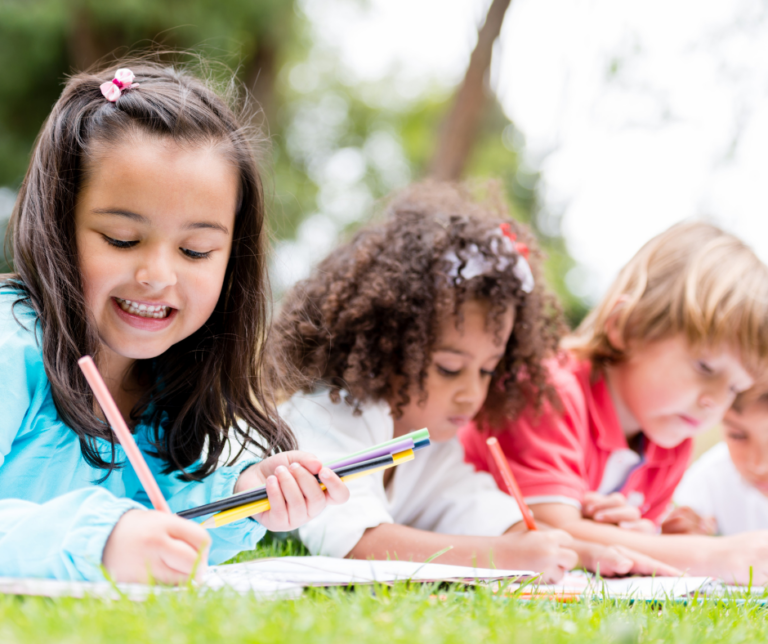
328 437 415 470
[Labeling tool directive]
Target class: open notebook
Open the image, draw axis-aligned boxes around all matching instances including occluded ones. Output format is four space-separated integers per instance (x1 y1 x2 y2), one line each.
0 556 535 601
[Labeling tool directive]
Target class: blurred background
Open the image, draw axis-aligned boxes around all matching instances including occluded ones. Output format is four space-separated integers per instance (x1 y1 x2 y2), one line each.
2 0 768 357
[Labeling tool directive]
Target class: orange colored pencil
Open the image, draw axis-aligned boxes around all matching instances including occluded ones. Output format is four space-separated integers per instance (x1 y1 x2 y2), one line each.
486 436 537 530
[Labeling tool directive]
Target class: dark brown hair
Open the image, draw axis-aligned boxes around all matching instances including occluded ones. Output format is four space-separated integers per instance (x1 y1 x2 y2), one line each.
5 58 295 478
270 182 564 427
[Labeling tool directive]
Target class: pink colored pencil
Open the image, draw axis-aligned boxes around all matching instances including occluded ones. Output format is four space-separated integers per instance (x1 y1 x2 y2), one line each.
78 356 171 514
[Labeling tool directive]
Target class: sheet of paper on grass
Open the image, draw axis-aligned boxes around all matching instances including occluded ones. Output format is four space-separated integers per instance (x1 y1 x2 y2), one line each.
205 556 537 591
508 573 719 600
0 556 535 600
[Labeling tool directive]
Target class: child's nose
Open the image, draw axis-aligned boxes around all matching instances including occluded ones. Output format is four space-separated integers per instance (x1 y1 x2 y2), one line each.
135 246 178 290
698 382 735 413
455 375 485 407
750 447 768 476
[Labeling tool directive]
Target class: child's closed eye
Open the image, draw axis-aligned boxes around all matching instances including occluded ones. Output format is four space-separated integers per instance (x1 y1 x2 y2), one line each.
696 360 715 375
103 234 138 249
181 248 212 260
436 365 460 377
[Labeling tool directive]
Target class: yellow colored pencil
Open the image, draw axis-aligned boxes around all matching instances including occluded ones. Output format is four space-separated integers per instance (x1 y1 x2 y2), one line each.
202 449 415 529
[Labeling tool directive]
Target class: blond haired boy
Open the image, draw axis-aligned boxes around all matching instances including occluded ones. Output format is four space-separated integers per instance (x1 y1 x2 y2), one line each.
462 221 768 583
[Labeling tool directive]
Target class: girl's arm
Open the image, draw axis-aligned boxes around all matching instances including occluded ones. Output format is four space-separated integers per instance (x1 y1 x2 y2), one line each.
531 502 768 584
349 523 578 583
0 488 146 581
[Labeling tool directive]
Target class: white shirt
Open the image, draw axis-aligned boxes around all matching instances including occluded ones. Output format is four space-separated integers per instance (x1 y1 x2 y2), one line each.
674 442 768 535
280 389 523 558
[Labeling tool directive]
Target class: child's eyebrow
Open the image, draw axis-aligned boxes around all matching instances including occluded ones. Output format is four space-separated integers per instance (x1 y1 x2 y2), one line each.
723 417 750 433
92 207 148 223
435 347 506 361
92 208 229 234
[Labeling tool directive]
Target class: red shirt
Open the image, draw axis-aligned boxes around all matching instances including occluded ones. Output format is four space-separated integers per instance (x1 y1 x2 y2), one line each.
459 356 693 523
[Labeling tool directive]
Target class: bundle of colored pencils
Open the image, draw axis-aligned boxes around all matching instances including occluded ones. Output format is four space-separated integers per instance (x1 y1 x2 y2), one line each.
178 428 431 529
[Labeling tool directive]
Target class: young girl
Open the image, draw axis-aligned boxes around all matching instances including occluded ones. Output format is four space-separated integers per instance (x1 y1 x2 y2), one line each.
460 221 768 583
270 183 672 582
0 61 348 584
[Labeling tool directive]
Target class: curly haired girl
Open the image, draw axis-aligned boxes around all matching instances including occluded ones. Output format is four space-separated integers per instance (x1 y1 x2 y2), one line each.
269 182 583 581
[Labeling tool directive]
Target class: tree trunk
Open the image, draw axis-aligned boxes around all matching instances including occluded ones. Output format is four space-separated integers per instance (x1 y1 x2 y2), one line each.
429 0 512 181
67 7 109 72
243 40 278 130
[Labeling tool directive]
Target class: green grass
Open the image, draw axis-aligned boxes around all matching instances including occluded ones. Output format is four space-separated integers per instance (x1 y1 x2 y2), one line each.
1 536 767 644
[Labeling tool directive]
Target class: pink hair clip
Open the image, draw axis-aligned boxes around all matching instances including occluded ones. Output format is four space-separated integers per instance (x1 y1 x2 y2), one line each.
499 223 530 259
100 68 139 103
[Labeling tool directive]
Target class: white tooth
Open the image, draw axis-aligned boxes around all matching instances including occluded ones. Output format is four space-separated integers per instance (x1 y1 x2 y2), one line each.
138 304 147 311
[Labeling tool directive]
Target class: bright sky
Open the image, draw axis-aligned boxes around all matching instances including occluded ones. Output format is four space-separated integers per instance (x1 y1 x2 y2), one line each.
302 0 768 303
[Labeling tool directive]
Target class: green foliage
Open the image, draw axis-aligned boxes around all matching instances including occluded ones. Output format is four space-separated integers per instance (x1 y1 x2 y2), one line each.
0 0 295 187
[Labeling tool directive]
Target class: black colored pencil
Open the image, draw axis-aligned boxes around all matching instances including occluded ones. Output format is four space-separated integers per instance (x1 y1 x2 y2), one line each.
177 452 395 519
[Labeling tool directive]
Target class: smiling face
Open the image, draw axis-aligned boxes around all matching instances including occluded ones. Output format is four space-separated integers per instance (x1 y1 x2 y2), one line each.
391 299 515 442
723 400 768 497
605 334 754 449
75 135 239 375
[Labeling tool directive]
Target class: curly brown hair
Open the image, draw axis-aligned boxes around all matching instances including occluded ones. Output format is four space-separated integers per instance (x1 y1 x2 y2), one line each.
270 182 564 427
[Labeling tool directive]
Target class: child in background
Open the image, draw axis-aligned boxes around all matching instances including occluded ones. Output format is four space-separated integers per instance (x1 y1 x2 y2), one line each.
663 393 768 536
0 61 348 584
270 183 673 582
461 221 768 583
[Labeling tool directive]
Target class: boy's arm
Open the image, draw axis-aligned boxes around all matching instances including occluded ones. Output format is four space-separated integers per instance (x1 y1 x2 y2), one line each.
531 502 768 583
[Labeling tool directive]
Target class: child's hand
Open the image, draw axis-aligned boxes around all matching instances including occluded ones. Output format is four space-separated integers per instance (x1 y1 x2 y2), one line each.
661 506 717 535
103 510 211 585
714 532 768 584
574 540 682 577
235 451 350 532
582 491 656 533
498 529 579 583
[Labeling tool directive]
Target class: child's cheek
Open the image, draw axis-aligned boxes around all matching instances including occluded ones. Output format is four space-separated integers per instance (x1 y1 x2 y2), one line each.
725 440 749 478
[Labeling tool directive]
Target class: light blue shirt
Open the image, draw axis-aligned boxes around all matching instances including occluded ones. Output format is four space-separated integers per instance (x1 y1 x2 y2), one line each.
0 288 265 581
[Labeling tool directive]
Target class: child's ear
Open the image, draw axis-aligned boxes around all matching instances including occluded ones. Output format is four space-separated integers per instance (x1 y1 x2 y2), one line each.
604 296 629 352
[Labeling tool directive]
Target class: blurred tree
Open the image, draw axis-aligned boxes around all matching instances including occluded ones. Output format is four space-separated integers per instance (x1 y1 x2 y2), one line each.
430 0 511 181
0 0 587 324
0 0 294 187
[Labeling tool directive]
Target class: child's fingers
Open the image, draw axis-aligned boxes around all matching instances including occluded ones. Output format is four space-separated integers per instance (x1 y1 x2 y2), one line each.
583 492 627 515
557 545 579 571
593 505 642 524
612 545 682 577
318 467 350 505
166 516 212 552
289 462 328 518
261 474 289 524
617 518 658 533
159 537 207 580
274 464 310 525
278 451 324 475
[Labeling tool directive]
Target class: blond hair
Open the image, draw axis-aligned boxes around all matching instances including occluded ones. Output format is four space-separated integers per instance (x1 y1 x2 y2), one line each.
565 221 768 378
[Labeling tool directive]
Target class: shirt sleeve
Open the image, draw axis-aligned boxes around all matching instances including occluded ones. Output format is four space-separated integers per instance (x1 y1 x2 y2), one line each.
284 392 395 558
298 474 394 558
127 430 266 564
409 440 523 536
0 489 144 581
459 385 591 508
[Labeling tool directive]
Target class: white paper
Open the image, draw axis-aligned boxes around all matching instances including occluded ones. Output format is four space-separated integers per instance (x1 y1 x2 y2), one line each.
206 556 536 588
0 556 533 600
508 572 718 600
